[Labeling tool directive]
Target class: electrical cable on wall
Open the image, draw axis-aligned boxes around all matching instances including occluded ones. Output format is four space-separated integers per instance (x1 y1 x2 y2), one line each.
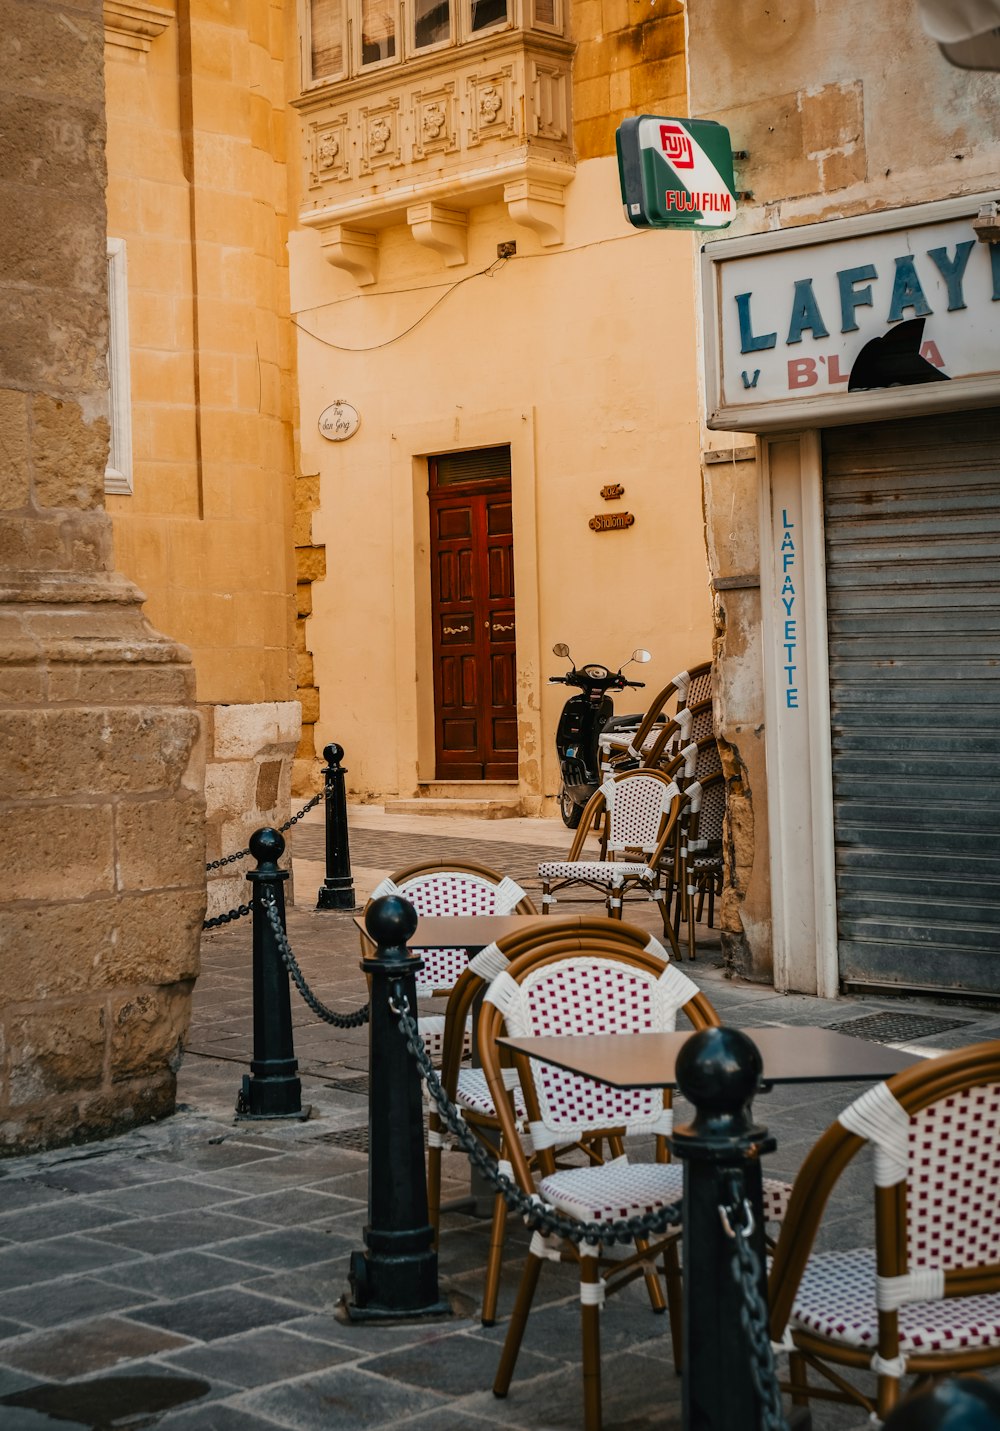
291 228 651 353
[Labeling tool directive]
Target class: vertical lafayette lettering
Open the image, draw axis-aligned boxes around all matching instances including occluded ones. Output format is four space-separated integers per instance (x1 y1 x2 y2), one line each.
780 509 798 710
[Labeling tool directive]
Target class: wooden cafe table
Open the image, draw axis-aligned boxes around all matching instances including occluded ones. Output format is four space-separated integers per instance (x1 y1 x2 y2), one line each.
496 1024 921 1089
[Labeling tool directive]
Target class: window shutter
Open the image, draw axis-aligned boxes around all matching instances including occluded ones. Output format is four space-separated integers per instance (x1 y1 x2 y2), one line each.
432 445 511 487
311 0 344 78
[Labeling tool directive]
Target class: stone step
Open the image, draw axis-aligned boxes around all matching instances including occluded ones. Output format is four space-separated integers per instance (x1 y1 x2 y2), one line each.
416 780 519 800
383 796 524 819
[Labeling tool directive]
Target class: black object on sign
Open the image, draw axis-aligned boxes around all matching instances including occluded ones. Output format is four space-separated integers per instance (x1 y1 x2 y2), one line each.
848 317 950 391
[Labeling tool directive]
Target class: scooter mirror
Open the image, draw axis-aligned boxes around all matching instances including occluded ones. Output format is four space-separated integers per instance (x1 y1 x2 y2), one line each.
552 642 571 658
632 648 652 663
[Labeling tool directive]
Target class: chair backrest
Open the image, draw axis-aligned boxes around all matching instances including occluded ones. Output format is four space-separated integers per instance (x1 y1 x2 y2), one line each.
437 918 716 1096
687 771 726 854
367 860 535 993
680 661 713 710
607 662 711 767
564 769 683 871
649 736 721 787
769 1042 1000 1346
478 942 719 1185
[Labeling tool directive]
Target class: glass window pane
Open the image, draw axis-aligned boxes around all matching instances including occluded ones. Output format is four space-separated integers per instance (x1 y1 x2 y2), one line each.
310 0 344 78
361 0 396 63
414 0 450 47
470 0 507 30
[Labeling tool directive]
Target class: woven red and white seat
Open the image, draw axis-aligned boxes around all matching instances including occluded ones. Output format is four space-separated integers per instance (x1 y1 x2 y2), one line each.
371 869 528 1064
538 1157 791 1229
769 1047 1000 1422
789 1246 1000 1355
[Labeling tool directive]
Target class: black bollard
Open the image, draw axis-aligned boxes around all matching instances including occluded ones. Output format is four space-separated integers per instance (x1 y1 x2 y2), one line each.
345 895 451 1321
316 742 358 910
671 1026 778 1431
236 827 304 1120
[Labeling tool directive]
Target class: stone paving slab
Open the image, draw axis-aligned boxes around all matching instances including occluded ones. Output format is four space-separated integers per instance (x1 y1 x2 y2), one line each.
0 806 998 1428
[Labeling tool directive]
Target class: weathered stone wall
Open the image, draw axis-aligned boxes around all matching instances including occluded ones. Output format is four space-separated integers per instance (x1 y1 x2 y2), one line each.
572 0 686 158
205 701 301 917
0 0 204 1153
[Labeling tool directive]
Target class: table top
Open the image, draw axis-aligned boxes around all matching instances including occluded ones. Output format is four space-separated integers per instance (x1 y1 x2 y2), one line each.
497 1026 923 1087
354 911 584 953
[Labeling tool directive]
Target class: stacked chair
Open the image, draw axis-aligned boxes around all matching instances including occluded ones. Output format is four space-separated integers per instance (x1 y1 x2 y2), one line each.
600 660 713 773
768 1041 1000 1422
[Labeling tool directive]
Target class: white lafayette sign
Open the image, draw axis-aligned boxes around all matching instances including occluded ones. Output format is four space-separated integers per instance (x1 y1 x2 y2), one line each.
702 193 1000 430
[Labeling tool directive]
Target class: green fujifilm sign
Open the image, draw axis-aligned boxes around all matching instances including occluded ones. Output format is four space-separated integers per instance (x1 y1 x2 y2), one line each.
616 116 737 230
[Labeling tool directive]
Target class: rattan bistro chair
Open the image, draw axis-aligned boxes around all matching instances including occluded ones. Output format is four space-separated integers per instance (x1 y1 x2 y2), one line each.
429 918 687 1328
479 939 785 1431
768 1041 1000 1423
538 769 685 952
364 860 535 1064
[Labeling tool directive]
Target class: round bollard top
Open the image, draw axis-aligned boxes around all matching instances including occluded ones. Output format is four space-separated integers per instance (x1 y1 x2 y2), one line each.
249 826 286 865
323 742 345 766
365 894 419 954
675 1026 762 1114
883 1378 1000 1430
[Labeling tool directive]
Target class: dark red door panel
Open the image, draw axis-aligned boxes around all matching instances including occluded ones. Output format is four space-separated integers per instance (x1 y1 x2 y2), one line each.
430 472 517 779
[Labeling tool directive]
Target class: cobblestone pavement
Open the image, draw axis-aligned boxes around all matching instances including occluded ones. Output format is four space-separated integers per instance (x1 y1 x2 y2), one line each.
1 806 998 1429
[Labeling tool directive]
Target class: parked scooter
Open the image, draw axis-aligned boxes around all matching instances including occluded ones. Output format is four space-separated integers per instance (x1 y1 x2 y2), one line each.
549 642 651 827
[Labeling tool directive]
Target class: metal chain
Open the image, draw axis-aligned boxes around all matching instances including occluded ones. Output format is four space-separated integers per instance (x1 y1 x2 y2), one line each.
202 901 254 930
280 791 323 831
205 792 323 872
720 1174 788 1431
261 894 370 1028
392 987 683 1248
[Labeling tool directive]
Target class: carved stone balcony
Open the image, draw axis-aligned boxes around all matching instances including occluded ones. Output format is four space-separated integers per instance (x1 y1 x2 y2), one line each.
293 30 576 284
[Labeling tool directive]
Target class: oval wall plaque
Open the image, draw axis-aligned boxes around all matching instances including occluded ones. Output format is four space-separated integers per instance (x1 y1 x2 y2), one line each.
318 401 360 442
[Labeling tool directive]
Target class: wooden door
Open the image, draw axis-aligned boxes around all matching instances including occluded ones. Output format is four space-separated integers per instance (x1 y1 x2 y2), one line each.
429 459 517 780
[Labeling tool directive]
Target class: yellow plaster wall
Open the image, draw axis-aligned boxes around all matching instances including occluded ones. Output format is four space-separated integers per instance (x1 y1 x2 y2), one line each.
288 159 712 803
104 0 297 707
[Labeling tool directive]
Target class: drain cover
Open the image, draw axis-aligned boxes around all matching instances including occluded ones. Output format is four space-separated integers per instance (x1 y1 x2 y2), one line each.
829 1011 970 1043
316 1125 369 1152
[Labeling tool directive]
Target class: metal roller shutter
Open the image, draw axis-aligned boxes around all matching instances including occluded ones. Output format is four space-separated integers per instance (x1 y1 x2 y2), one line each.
823 410 1000 997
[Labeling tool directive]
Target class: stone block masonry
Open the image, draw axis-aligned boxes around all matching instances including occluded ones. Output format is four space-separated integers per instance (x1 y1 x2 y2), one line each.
0 0 205 1154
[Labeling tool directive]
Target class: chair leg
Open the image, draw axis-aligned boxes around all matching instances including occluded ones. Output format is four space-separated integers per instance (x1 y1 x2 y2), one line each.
664 1236 683 1374
580 1247 604 1431
634 1236 666 1314
493 1240 545 1398
427 1124 442 1248
788 1351 810 1407
481 1190 508 1326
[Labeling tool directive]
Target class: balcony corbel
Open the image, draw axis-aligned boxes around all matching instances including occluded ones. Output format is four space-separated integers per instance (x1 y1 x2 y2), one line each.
503 177 565 247
406 203 468 267
320 225 379 286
